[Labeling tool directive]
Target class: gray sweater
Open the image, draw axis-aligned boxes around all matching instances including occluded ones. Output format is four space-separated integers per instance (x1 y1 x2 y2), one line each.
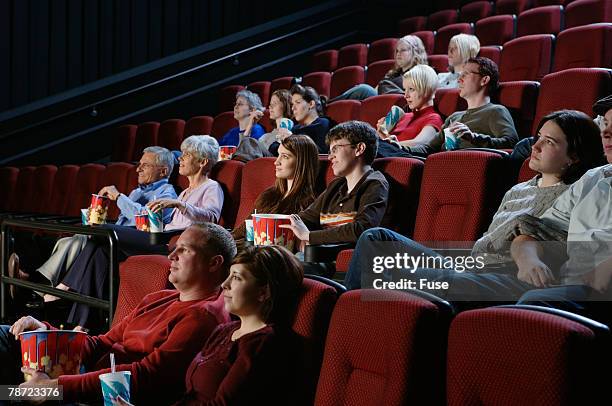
472 176 569 265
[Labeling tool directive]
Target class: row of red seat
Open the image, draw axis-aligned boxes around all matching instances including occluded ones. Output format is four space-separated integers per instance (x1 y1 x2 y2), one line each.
113 253 609 405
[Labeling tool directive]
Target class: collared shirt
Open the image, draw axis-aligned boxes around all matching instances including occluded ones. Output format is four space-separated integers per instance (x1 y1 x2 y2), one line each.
116 178 177 226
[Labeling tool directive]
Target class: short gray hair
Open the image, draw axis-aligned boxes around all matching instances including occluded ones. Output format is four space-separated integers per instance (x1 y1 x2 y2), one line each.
181 135 219 173
236 90 264 112
143 146 174 177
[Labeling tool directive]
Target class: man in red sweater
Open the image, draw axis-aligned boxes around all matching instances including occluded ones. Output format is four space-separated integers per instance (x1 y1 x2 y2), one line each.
0 223 236 405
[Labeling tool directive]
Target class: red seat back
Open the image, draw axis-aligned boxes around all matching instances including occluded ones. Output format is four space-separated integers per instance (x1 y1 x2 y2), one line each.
478 45 502 66
553 23 612 72
427 9 459 30
302 71 332 98
65 164 105 216
218 84 244 112
29 165 58 213
365 59 395 87
157 119 185 151
496 0 531 15
500 34 554 82
131 122 160 161
337 43 368 68
271 76 294 92
398 16 427 35
48 165 80 215
517 5 564 36
565 0 612 29
330 66 365 99
247 81 271 107
211 111 238 141
98 163 136 221
475 14 517 46
434 23 474 54
312 50 339 72
184 116 214 137
428 54 449 73
518 157 538 183
8 166 35 212
111 124 137 162
326 100 361 124
359 94 405 127
234 158 276 228
210 159 244 228
435 88 467 119
460 1 494 23
0 167 19 212
497 80 540 137
411 30 435 54
368 38 398 63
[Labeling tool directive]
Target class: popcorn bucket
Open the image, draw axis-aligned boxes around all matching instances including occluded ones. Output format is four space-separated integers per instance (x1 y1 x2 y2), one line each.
19 330 87 379
134 214 150 232
89 194 110 225
252 214 295 251
219 145 237 160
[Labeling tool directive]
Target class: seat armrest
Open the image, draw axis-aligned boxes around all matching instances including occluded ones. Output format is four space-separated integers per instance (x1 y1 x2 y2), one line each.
304 242 354 263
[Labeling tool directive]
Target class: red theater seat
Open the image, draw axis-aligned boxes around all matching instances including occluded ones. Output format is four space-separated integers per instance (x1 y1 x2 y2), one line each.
497 80 540 137
427 9 459 31
29 165 58 214
434 23 474 54
337 44 368 68
518 157 538 182
314 290 448 406
475 14 517 46
0 167 19 212
46 165 79 215
111 124 137 162
365 59 395 87
478 45 502 66
312 49 339 72
326 100 361 124
398 16 427 35
553 23 612 71
460 1 494 23
131 122 160 161
271 76 294 92
218 84 244 112
368 38 398 64
302 71 332 98
234 157 276 228
330 66 365 99
496 0 531 15
565 0 612 29
184 116 213 137
157 119 186 151
65 164 106 216
411 30 435 54
209 159 244 228
499 34 554 82
247 81 271 107
435 88 467 119
211 112 238 141
517 5 564 36
359 95 405 127
98 163 135 220
7 166 35 213
428 54 450 73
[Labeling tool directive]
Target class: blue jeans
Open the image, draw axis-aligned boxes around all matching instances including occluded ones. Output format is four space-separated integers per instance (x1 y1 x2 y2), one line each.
329 84 377 102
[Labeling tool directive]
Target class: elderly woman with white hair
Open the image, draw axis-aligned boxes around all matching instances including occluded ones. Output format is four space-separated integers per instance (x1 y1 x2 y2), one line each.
438 33 480 89
148 135 224 229
376 64 443 157
219 90 266 146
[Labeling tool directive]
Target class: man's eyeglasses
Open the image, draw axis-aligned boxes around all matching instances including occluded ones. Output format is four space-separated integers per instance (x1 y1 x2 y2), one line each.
329 143 355 155
137 162 161 170
459 70 483 79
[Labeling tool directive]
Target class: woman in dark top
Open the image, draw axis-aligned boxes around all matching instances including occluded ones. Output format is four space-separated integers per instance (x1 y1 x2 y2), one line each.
270 84 333 154
175 245 304 406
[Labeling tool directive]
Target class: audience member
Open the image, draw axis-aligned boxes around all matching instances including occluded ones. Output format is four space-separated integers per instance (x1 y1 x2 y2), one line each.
438 33 480 89
219 90 266 146
258 89 294 149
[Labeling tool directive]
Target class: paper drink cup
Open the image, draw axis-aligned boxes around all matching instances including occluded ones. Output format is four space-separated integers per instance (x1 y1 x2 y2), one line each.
99 371 131 406
81 209 89 225
219 145 237 160
252 214 295 251
19 330 87 379
89 194 110 224
444 128 459 151
146 207 163 233
245 219 254 242
381 105 405 135
279 118 294 131
134 214 150 232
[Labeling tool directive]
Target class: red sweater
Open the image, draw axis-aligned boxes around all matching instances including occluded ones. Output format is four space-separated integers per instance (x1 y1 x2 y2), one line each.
176 321 301 405
55 290 229 404
391 105 443 142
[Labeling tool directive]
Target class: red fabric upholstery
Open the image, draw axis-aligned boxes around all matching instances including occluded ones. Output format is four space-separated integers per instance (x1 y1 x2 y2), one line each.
534 0 572 5
111 124 137 162
517 5 564 36
447 307 602 405
98 163 136 221
112 255 173 326
478 45 502 66
411 30 435 54
374 157 425 236
259 109 274 133
475 14 517 46
428 54 450 73
211 111 238 141
314 290 447 406
247 81 271 107
398 16 427 35
270 76 294 92
8 166 35 212
365 59 395 87
427 9 459 30
359 94 405 127
131 122 160 161
184 116 213 137
368 38 398 63
533 67 612 133
29 165 58 213
157 119 185 151
553 23 612 72
496 0 531 15
337 43 368 68
218 84 244 112
302 71 332 98
460 1 494 23
335 248 353 274
434 23 474 54
499 34 554 82
413 151 514 242
65 164 105 216
0 167 19 211
234 157 276 228
435 88 467 119
312 49 339 72
497 80 540 137
293 278 339 405
565 0 612 29
518 157 538 183
326 100 361 124
209 159 244 228
330 66 365 99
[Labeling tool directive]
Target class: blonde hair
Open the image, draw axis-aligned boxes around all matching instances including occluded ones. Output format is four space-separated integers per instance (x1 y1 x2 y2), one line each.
403 64 439 100
388 35 429 77
449 34 480 66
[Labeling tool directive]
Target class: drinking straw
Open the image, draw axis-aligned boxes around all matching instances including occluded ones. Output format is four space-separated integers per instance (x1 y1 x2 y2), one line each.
110 353 115 373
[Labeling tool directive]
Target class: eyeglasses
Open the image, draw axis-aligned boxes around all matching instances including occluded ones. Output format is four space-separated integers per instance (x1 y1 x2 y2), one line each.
137 162 161 170
329 143 355 155
459 70 482 79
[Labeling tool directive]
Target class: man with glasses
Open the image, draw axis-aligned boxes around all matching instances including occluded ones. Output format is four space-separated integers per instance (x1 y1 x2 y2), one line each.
281 121 389 275
8 146 177 300
411 56 518 157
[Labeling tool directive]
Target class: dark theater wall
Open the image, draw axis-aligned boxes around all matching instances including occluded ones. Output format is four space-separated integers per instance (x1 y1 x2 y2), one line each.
0 0 327 113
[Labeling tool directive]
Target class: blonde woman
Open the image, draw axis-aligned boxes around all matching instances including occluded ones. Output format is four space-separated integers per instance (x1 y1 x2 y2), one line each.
438 33 480 89
329 35 428 101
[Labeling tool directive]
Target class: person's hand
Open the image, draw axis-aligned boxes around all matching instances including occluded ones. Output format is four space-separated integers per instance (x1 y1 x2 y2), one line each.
9 316 46 339
19 368 58 404
279 214 310 243
276 128 292 142
516 258 555 288
116 395 135 406
249 110 264 123
376 117 388 139
147 199 183 213
99 186 121 201
448 121 474 142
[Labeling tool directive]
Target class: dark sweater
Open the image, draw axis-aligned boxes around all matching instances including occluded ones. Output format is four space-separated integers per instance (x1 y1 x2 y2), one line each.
298 169 389 245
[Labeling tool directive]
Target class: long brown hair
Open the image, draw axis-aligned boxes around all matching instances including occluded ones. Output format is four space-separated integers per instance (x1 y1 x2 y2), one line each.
269 89 293 128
